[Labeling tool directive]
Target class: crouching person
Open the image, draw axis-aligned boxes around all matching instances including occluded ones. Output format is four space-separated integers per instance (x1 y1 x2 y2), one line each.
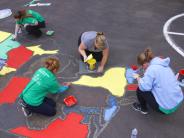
133 48 183 115
20 57 71 117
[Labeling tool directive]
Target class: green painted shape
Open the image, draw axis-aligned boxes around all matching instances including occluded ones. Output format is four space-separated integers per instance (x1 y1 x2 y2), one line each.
0 35 20 59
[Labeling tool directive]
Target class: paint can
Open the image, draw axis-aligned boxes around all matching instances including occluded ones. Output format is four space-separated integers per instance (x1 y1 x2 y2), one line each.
178 69 184 82
87 58 96 71
131 65 138 70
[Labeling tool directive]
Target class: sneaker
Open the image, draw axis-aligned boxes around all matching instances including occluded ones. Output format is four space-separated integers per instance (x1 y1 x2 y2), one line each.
21 107 32 117
19 100 26 108
132 102 148 115
18 29 22 34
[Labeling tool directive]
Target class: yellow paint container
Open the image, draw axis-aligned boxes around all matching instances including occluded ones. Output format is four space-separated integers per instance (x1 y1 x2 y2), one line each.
87 58 96 71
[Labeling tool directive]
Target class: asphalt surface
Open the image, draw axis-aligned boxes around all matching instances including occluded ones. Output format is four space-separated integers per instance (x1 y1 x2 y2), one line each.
0 0 184 137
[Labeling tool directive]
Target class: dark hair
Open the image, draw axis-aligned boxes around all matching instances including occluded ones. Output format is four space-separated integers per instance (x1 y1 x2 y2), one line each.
137 48 154 65
96 32 104 35
14 10 32 19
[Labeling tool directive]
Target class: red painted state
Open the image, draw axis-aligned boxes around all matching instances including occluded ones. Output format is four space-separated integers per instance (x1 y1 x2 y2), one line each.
11 112 88 138
126 84 138 91
0 77 30 104
6 46 33 69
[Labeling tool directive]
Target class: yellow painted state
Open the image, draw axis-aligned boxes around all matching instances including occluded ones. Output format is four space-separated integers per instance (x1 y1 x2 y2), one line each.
73 67 127 97
0 31 11 43
0 31 59 76
27 45 59 56
0 66 16 75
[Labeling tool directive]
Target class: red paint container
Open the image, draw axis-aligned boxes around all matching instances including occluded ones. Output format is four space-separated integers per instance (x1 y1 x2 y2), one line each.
178 69 184 82
131 65 138 70
64 95 77 107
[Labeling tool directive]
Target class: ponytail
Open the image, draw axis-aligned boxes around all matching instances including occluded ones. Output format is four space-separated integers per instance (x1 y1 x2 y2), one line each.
137 48 154 65
95 32 106 50
144 48 154 63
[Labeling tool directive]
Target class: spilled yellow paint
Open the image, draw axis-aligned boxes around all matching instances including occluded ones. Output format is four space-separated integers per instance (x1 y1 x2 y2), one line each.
0 66 16 75
73 67 127 97
27 45 59 56
0 31 11 43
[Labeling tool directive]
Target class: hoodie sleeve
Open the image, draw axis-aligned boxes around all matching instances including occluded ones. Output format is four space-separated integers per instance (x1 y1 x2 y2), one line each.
138 67 155 92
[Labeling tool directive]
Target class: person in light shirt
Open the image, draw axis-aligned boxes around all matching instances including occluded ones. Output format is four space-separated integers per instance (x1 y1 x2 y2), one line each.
132 48 183 115
78 31 109 72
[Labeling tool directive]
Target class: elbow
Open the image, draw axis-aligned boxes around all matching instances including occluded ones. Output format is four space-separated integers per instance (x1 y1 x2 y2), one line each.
78 47 81 53
139 84 152 92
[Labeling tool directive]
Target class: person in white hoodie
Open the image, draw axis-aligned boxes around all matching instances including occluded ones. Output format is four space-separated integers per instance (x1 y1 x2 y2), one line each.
133 48 183 114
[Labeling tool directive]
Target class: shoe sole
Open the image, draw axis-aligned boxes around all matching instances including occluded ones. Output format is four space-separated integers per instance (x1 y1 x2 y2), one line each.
141 111 148 115
21 107 32 117
132 105 148 115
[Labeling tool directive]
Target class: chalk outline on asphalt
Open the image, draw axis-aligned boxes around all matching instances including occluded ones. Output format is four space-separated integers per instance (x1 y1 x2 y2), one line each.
15 36 136 138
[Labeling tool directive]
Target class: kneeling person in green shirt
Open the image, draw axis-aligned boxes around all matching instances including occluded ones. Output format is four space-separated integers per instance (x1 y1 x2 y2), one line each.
20 58 71 117
13 9 45 39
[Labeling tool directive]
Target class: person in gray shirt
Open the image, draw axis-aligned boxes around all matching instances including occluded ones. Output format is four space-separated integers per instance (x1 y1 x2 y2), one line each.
78 31 109 72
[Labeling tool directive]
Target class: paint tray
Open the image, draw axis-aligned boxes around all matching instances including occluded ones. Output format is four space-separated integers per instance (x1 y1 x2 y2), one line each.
64 95 77 107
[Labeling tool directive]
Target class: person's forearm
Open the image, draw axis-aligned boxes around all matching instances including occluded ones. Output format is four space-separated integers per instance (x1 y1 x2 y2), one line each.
100 55 108 67
100 49 109 67
58 85 69 93
14 24 19 37
78 48 87 60
136 77 141 82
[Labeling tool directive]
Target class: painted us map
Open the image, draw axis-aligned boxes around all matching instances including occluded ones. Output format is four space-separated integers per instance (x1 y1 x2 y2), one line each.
0 30 136 138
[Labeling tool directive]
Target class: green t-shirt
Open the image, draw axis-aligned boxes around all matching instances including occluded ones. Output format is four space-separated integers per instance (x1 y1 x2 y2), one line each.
20 67 60 106
27 10 45 22
16 17 37 25
16 10 45 25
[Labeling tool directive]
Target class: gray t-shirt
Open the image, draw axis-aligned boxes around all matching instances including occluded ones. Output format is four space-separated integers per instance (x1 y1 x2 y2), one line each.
81 31 109 52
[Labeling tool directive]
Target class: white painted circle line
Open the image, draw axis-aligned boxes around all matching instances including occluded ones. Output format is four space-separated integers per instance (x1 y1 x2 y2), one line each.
167 31 184 36
163 13 184 57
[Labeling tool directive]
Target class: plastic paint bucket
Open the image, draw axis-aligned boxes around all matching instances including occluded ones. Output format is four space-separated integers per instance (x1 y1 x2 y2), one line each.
131 65 138 70
178 69 184 82
64 95 77 107
87 58 96 71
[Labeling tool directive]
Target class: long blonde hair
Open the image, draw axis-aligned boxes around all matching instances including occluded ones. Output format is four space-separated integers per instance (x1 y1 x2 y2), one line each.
137 48 154 65
44 58 60 73
95 32 106 50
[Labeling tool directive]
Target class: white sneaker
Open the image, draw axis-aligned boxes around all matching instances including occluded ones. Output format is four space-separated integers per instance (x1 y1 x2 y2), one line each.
18 29 22 34
132 102 148 115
